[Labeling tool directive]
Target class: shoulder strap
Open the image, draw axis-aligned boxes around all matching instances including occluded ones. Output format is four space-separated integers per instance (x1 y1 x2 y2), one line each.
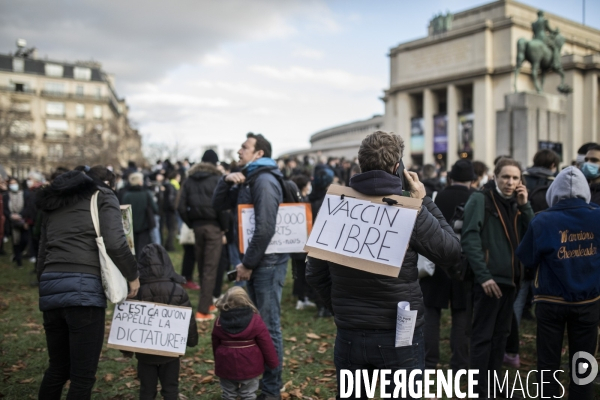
90 190 101 238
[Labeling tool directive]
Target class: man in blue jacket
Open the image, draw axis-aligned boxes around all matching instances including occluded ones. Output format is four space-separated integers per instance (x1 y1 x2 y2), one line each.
516 166 600 399
212 133 287 400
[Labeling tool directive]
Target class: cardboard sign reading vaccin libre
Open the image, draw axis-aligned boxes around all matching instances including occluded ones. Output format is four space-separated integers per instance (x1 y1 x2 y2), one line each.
107 300 192 357
238 203 312 254
304 185 421 277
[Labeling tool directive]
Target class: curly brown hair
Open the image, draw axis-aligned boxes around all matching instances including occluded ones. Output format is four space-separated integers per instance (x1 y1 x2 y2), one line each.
357 131 404 173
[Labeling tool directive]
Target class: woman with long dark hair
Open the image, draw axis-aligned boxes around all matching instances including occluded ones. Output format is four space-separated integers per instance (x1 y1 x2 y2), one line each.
36 166 139 399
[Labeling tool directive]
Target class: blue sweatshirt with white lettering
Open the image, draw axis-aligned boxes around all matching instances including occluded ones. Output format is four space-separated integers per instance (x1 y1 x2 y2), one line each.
516 167 600 305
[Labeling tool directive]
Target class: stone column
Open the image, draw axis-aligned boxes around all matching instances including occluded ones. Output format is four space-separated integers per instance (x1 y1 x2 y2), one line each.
583 71 598 144
423 88 435 165
474 75 494 166
395 92 412 157
447 84 458 168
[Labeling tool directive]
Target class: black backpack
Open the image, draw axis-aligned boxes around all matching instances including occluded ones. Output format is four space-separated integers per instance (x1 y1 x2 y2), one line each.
447 192 495 281
247 168 302 203
529 180 552 213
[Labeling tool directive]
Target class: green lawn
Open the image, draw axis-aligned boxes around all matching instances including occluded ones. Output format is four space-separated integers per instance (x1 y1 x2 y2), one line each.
0 247 597 399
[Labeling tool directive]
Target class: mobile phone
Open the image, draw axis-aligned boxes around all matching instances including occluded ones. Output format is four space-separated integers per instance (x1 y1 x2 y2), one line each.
395 159 411 197
227 270 237 282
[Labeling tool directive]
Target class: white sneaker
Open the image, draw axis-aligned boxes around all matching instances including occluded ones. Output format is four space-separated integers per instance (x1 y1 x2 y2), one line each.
303 298 316 308
29 257 36 263
295 300 305 310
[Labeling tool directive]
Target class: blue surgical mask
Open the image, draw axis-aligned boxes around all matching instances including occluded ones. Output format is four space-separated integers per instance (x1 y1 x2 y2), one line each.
9 183 19 192
439 176 447 185
581 162 600 180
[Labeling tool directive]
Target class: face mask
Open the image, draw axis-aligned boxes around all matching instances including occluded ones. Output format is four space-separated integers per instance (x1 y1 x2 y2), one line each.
439 176 447 185
26 179 33 188
581 162 600 180
479 175 489 188
306 184 312 195
9 183 19 192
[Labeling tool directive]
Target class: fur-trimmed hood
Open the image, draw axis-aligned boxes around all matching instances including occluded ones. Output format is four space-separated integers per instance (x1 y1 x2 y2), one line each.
188 162 221 180
35 170 98 212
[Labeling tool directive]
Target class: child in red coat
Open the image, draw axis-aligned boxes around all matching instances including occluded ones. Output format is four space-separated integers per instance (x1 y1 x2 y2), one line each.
212 287 279 400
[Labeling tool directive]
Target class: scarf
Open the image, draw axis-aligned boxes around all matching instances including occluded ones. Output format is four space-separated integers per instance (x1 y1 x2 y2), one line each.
491 189 521 284
8 191 24 215
243 157 277 175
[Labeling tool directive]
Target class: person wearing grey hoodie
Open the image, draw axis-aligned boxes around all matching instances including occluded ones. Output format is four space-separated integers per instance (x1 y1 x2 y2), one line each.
516 166 600 400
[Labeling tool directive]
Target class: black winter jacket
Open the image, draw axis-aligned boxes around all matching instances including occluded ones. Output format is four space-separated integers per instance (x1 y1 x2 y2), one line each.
306 170 461 330
36 171 138 311
178 163 227 230
420 185 475 310
135 244 198 364
212 162 288 269
590 182 600 206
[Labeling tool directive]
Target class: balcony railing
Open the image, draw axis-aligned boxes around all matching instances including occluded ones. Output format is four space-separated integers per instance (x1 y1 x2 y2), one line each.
43 132 70 142
0 86 36 95
9 151 34 159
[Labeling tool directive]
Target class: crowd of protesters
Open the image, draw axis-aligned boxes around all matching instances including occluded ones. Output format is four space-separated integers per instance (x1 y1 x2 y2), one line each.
1 134 600 399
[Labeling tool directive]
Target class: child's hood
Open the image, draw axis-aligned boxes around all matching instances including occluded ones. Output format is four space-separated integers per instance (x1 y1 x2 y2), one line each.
138 244 186 284
218 307 255 335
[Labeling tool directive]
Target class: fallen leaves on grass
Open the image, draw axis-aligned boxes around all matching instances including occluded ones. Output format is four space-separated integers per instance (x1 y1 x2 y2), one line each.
103 373 114 382
285 336 297 342
306 333 320 340
18 378 34 384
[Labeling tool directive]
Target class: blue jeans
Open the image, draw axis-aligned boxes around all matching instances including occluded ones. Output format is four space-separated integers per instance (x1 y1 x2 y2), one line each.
150 215 161 245
246 262 287 397
334 326 425 400
513 279 532 326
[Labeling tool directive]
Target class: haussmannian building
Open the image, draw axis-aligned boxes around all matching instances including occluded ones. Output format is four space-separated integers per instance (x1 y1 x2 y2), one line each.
0 41 145 179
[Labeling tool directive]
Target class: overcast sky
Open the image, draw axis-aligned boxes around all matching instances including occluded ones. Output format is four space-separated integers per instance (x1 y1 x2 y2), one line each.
1 0 599 161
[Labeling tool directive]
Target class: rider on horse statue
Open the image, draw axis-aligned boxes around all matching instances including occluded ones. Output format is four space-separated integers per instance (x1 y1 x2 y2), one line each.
514 10 572 94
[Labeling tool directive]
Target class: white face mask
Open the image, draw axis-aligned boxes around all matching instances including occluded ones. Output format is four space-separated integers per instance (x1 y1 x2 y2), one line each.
479 175 488 188
306 183 312 195
9 183 19 192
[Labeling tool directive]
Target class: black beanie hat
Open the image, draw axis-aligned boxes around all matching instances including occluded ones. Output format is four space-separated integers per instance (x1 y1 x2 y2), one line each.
201 149 219 165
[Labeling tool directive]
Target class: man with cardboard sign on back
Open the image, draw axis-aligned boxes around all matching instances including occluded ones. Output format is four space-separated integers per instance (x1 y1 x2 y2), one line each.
306 131 461 399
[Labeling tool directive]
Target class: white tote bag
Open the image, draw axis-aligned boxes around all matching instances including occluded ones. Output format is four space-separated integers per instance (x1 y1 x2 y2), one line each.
179 223 195 245
417 254 436 279
90 191 129 303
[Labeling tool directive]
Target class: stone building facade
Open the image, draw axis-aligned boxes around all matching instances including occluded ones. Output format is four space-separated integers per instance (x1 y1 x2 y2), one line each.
0 42 144 178
383 0 600 168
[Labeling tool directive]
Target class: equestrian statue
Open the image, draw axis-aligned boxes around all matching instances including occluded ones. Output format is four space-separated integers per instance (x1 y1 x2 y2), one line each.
514 10 572 94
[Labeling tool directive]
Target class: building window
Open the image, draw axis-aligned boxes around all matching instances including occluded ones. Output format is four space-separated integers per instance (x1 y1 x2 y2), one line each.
45 63 64 77
13 58 24 72
46 119 69 135
11 143 32 155
11 102 31 112
44 82 66 95
95 87 102 99
76 123 85 136
47 144 64 160
76 103 85 118
93 105 102 119
46 102 66 116
74 67 91 81
76 85 84 96
10 120 32 137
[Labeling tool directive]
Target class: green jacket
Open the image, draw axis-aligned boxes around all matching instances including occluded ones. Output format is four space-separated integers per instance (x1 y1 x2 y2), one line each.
461 190 534 286
122 186 158 233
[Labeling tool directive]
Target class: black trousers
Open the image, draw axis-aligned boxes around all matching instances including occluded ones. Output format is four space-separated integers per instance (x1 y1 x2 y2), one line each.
536 301 600 400
424 306 469 370
12 228 29 266
134 230 152 260
291 258 312 300
138 358 180 400
470 283 515 399
180 244 196 281
505 313 520 354
164 211 177 251
39 306 105 400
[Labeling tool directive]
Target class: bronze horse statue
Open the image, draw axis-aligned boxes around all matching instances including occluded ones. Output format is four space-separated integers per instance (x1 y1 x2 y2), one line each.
513 29 572 94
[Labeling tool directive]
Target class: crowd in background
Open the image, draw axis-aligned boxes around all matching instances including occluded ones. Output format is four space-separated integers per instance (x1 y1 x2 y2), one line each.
1 136 600 399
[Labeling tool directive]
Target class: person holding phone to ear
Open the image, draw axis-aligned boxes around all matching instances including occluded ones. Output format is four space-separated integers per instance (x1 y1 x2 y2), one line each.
461 157 534 399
